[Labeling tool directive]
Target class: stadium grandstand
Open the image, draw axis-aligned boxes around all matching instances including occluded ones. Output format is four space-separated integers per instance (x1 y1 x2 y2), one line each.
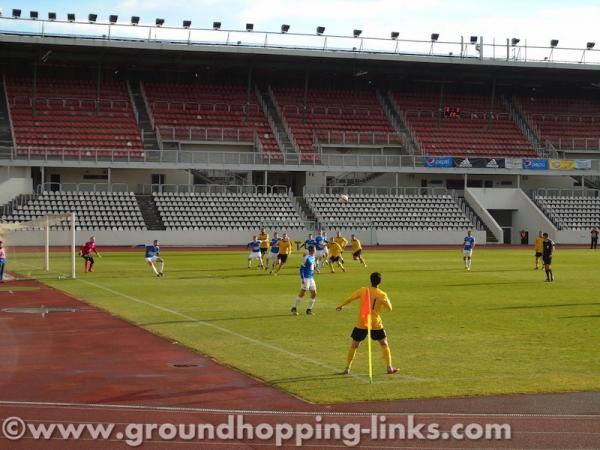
1 14 599 247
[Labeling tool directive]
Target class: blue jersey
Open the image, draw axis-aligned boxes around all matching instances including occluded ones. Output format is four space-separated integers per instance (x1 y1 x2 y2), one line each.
315 235 327 251
303 239 317 249
269 238 281 254
140 244 160 258
247 241 261 252
463 236 475 251
299 255 316 279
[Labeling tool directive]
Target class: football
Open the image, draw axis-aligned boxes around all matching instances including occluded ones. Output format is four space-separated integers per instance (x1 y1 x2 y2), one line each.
340 194 349 203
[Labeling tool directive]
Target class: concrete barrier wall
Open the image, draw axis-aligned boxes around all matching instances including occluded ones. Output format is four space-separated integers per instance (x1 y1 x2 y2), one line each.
466 188 558 244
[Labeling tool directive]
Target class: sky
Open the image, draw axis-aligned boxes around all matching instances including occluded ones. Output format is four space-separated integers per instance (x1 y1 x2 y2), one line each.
0 1 599 60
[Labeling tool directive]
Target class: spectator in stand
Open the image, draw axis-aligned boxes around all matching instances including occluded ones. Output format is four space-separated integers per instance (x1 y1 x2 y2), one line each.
444 106 451 118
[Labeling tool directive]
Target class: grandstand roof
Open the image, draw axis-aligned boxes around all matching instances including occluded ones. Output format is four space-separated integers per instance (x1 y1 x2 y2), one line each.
2 31 600 87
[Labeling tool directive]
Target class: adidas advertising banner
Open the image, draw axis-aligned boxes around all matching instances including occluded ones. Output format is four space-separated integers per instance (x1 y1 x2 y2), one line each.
452 157 505 169
522 159 548 170
549 159 576 170
575 160 593 170
423 157 454 168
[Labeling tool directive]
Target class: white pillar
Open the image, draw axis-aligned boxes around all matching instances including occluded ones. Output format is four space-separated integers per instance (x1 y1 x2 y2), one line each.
44 216 50 272
70 212 76 279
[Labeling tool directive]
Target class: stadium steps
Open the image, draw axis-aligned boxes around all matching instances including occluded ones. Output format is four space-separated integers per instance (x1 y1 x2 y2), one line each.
458 196 497 243
0 78 14 158
0 193 34 219
296 196 316 222
502 96 544 153
377 91 417 155
135 195 165 231
128 80 159 151
258 86 299 163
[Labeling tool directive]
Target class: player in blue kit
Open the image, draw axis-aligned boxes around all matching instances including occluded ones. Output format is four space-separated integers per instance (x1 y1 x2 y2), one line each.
266 232 281 272
291 245 317 316
247 236 265 269
463 230 475 270
299 233 317 256
135 240 164 277
314 230 328 273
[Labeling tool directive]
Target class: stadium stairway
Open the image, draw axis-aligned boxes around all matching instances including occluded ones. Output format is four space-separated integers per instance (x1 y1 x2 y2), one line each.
128 81 159 151
377 91 418 154
135 195 165 231
295 196 316 223
502 96 544 151
0 80 14 158
256 86 299 163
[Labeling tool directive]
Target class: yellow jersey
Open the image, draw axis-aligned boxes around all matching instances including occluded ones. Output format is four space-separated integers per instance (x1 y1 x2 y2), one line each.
351 238 362 252
333 236 348 250
258 232 269 249
339 287 392 330
278 239 292 255
534 237 544 253
328 242 343 257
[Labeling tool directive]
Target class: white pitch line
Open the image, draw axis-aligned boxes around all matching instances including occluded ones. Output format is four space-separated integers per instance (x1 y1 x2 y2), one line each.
1 400 599 419
76 279 426 384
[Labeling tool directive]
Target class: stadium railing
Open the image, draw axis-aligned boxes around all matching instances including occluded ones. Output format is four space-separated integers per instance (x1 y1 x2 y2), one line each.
314 130 402 146
36 182 131 193
137 184 290 195
157 126 256 143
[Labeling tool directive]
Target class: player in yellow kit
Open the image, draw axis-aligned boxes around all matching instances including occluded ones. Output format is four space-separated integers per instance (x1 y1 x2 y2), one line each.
350 234 367 267
336 272 398 375
258 228 270 267
327 241 346 273
333 231 349 263
273 233 293 275
534 230 544 270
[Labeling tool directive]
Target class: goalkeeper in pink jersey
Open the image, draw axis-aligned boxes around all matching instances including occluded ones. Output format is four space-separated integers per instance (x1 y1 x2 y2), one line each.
0 241 6 282
80 236 101 273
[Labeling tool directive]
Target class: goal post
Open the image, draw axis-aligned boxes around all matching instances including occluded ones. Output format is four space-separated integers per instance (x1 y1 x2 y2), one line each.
0 212 77 281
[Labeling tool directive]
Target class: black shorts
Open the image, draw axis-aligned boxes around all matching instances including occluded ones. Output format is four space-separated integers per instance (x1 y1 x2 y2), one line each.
81 255 94 263
278 254 288 264
351 327 386 342
353 250 362 258
260 248 267 255
535 252 542 258
542 255 552 265
330 255 340 263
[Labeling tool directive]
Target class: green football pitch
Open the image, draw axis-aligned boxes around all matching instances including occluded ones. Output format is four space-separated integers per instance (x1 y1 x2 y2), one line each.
10 247 600 404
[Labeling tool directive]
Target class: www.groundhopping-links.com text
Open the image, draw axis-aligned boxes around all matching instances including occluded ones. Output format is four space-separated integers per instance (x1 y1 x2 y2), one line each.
2 414 512 447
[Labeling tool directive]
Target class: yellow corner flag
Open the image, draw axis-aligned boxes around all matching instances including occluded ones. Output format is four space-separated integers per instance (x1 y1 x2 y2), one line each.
360 287 374 384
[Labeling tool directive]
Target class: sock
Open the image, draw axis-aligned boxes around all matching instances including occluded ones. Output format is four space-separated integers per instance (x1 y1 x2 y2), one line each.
247 260 251 268
151 264 159 275
293 297 302 309
160 261 164 273
382 345 392 368
468 259 472 269
545 270 550 280
0 263 4 280
549 270 553 281
347 347 358 368
307 297 316 310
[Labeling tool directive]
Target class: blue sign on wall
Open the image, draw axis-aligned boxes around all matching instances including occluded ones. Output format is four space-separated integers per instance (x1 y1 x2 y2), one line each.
522 159 548 170
424 157 454 168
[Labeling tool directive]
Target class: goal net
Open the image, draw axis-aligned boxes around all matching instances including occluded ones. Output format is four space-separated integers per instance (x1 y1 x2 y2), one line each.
0 213 77 282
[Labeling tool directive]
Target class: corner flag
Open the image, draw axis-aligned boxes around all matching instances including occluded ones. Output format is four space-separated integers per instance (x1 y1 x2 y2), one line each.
361 287 374 383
